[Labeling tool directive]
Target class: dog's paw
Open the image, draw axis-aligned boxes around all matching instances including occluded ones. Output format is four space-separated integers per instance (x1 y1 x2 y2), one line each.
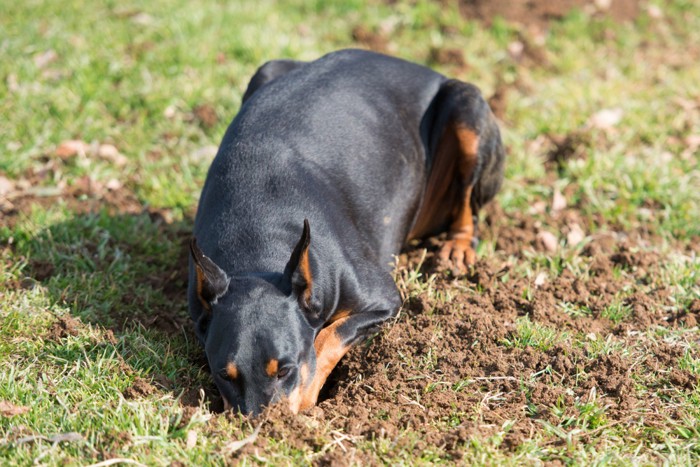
438 237 476 273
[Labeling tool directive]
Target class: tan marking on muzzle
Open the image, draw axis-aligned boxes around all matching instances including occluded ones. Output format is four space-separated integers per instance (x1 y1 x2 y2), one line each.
266 359 279 377
226 362 239 380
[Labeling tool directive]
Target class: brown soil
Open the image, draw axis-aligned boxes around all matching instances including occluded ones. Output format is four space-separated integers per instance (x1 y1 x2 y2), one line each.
122 377 156 399
47 315 82 341
456 0 640 28
230 220 695 458
6 132 696 460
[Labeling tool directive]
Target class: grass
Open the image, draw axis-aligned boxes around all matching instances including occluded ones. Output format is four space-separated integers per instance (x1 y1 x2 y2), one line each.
2 0 700 464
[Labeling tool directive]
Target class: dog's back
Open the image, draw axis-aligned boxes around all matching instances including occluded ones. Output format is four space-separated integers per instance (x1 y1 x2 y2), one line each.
194 50 446 276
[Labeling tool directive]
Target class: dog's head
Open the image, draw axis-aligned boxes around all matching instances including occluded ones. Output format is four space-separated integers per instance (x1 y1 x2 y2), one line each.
189 220 320 415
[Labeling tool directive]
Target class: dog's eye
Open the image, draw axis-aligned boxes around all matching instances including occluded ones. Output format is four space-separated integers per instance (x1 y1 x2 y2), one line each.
277 366 291 379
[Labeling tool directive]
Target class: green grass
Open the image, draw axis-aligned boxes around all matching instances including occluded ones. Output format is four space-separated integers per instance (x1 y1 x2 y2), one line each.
2 0 700 464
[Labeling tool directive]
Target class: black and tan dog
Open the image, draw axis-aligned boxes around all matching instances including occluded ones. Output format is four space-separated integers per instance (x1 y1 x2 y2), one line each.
189 49 504 415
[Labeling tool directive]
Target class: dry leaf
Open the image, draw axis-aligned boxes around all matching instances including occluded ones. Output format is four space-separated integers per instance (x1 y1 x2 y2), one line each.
105 178 122 191
647 4 663 18
528 201 547 215
0 176 15 197
536 231 558 252
222 425 261 455
534 272 548 287
589 108 623 129
163 105 177 119
98 144 128 166
594 0 612 11
186 430 197 450
33 50 58 69
567 223 585 246
552 189 567 212
507 41 524 60
0 400 30 417
191 145 218 162
56 140 90 158
685 135 700 150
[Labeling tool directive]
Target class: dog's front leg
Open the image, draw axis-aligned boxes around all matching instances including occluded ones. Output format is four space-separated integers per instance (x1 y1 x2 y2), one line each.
289 307 397 412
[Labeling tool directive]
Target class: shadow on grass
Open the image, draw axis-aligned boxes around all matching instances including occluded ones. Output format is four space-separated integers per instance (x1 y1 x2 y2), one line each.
12 206 225 412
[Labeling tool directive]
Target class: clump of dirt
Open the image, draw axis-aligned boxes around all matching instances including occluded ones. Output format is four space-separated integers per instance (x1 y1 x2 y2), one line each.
192 104 219 129
429 47 468 70
669 299 700 328
546 131 593 171
47 315 83 341
123 377 156 399
351 25 390 53
487 83 509 120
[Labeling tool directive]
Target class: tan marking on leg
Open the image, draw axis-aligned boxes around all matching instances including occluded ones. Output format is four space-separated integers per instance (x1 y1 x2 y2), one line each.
226 362 239 380
265 359 279 377
294 317 351 412
437 126 480 271
223 397 232 411
408 124 459 240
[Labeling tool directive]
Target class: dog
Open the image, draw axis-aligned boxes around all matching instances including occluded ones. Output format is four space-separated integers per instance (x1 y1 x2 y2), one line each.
188 49 505 415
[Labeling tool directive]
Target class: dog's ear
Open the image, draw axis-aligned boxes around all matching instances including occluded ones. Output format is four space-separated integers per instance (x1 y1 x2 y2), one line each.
190 238 230 309
284 219 313 309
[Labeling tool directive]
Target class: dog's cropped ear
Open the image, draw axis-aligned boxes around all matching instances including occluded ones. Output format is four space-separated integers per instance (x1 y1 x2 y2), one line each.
190 238 230 309
284 219 313 309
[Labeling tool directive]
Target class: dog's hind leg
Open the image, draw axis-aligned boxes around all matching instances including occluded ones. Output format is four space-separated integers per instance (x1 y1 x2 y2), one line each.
409 80 505 271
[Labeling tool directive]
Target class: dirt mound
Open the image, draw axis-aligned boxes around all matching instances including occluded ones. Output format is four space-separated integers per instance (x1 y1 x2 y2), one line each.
202 214 695 458
47 315 83 341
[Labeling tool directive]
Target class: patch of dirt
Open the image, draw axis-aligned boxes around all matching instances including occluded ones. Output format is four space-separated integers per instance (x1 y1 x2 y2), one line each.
545 131 593 171
351 25 390 53
455 0 640 29
487 83 509 121
47 315 82 341
192 104 219 129
207 194 693 458
428 46 469 73
1 164 143 230
122 377 156 399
